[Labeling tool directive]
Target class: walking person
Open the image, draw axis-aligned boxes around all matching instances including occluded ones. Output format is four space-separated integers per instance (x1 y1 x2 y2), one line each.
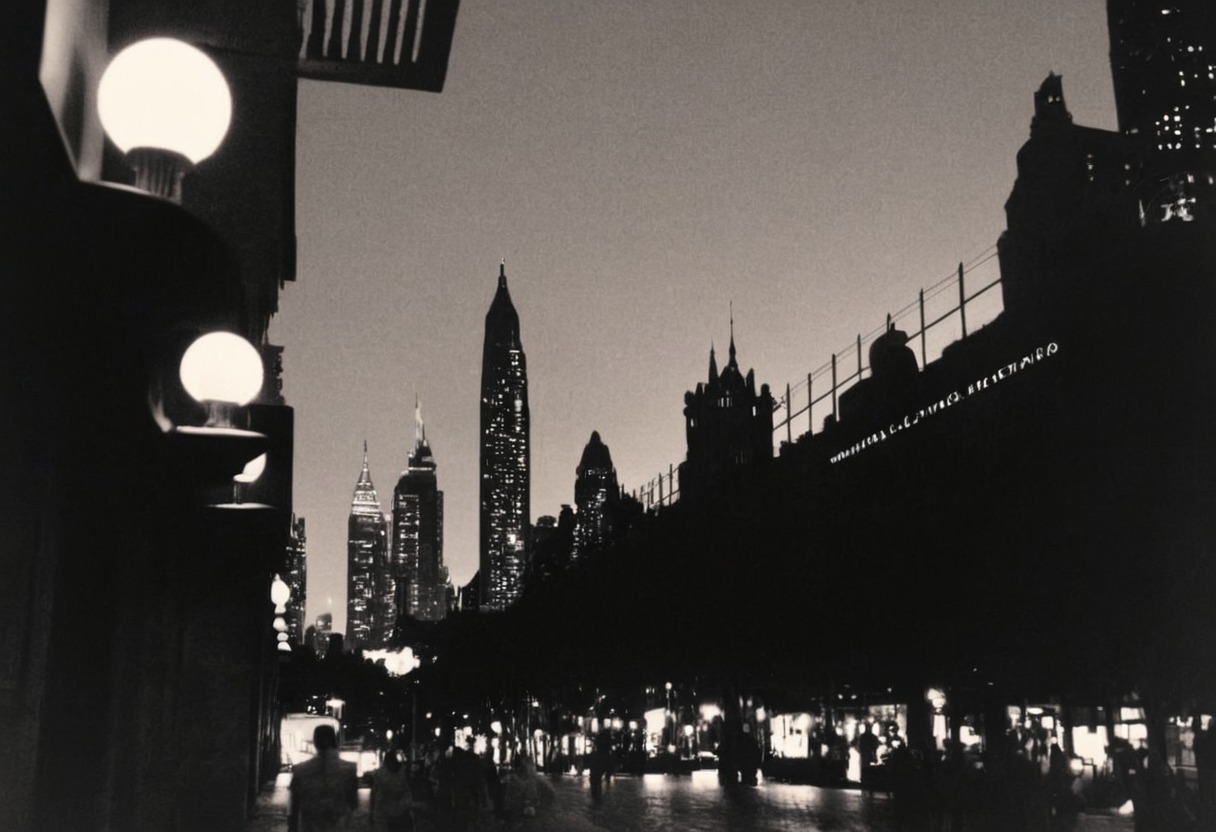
370 749 417 832
289 724 359 832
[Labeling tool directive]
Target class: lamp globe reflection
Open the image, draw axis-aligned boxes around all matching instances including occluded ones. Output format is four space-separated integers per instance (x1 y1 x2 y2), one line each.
98 38 232 200
179 332 263 427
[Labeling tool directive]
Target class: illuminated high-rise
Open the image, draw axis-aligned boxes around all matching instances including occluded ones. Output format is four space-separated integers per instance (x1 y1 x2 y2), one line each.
392 400 447 622
479 262 530 611
347 442 390 649
283 515 307 645
573 431 619 561
1108 1 1216 158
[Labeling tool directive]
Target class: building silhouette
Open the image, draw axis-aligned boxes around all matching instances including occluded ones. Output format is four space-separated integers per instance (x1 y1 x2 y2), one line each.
679 321 774 501
479 262 531 611
392 399 447 622
284 514 308 645
573 431 620 561
347 442 390 649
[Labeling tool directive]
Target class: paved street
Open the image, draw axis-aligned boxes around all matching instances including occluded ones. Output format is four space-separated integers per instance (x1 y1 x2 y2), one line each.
246 770 1136 832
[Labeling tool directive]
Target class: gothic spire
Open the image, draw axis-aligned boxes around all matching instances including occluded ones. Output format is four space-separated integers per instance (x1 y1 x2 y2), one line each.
728 302 738 368
708 342 719 384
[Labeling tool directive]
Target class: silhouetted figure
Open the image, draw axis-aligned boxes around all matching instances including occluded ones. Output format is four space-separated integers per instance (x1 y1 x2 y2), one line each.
589 730 611 802
432 745 487 832
738 723 761 786
288 725 358 832
1047 742 1078 831
371 749 417 832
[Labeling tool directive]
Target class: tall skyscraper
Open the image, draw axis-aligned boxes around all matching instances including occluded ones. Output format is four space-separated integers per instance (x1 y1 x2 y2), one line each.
347 442 390 649
573 431 620 561
1108 0 1216 220
284 515 308 645
392 400 447 622
679 320 774 502
1108 1 1216 158
479 261 531 612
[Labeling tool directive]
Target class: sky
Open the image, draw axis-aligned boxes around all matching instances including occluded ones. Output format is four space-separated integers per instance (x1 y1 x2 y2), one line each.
270 0 1118 634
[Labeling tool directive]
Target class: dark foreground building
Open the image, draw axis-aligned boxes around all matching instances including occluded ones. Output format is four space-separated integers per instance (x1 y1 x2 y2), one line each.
5 1 459 829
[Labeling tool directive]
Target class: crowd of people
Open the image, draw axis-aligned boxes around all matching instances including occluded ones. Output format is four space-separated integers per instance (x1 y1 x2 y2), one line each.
288 727 599 832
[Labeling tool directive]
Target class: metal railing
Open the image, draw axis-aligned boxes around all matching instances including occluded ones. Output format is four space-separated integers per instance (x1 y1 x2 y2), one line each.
627 248 1005 513
297 0 460 92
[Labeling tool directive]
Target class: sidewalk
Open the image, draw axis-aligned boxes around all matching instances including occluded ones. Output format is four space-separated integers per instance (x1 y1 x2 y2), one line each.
244 772 1135 831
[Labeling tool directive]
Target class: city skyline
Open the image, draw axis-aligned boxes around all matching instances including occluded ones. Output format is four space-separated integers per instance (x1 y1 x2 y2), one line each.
270 0 1118 633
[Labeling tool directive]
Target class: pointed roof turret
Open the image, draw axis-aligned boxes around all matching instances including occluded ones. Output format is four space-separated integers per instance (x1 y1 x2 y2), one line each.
708 343 719 384
352 440 382 514
577 430 615 476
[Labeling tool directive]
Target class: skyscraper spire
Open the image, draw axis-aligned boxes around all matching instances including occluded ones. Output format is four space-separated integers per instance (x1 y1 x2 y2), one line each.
499 259 507 288
728 302 737 368
415 395 425 449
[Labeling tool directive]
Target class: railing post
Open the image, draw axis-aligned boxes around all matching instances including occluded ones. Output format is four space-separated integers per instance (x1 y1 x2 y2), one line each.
669 464 675 503
658 473 664 507
919 289 927 368
807 373 814 433
831 353 838 421
785 383 792 444
958 262 968 339
857 334 863 379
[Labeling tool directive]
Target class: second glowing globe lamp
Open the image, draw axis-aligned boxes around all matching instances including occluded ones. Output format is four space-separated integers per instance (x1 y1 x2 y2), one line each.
179 331 263 428
97 38 232 201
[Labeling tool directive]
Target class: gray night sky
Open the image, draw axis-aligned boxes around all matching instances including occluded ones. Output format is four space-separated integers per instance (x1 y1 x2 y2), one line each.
270 0 1117 633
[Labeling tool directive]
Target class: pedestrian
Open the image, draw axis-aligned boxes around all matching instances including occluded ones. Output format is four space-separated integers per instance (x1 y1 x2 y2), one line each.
589 730 611 802
370 749 417 832
289 724 359 832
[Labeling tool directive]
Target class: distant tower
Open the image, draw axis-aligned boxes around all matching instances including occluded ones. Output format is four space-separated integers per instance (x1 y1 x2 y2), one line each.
573 431 619 561
679 317 774 502
283 515 307 645
392 399 447 622
479 262 530 612
347 442 389 649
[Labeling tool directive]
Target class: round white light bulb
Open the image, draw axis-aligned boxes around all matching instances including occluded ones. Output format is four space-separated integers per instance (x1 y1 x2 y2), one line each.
98 38 232 164
270 574 291 609
179 332 263 406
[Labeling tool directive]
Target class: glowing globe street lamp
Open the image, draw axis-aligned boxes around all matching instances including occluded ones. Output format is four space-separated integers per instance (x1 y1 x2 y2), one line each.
271 574 291 653
179 331 263 429
98 38 232 202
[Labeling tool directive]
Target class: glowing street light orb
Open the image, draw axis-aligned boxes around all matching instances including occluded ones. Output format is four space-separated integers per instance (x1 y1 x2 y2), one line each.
270 573 290 612
98 38 232 164
179 332 263 406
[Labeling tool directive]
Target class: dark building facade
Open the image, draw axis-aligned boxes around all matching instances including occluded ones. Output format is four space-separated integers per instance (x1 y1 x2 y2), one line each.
573 431 620 561
679 326 774 501
8 1 460 828
392 401 447 623
284 514 308 645
479 262 531 611
996 73 1141 313
347 443 390 649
